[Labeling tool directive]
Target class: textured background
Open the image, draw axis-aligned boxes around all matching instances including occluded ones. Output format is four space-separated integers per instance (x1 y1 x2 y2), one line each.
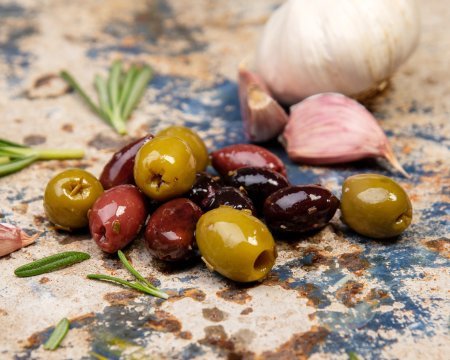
0 0 449 359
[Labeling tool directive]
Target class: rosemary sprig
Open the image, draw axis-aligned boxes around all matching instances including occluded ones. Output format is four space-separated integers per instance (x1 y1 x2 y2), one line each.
60 60 153 135
117 250 159 290
87 250 168 300
0 138 84 177
43 318 70 350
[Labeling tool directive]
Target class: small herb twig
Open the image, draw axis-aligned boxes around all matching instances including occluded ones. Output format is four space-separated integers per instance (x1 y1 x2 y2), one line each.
60 61 153 135
87 274 168 299
43 318 70 351
0 138 84 177
14 251 90 277
87 250 168 300
117 250 158 290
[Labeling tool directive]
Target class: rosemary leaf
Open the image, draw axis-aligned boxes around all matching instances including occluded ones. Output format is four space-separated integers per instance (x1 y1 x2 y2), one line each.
87 274 168 299
122 65 153 120
14 251 91 277
43 318 70 350
118 65 138 110
108 60 123 111
117 250 159 290
0 156 9 165
0 155 38 177
94 75 112 116
0 138 26 148
60 71 108 122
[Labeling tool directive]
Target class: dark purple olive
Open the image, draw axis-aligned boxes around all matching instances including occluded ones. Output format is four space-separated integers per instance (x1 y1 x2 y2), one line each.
186 172 223 210
99 134 153 189
89 185 147 253
263 185 339 234
205 186 256 215
226 167 289 210
145 198 202 262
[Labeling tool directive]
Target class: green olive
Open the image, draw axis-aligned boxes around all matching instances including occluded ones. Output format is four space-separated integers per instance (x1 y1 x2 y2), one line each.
134 135 197 201
157 126 208 172
196 206 277 282
44 168 104 231
341 174 413 239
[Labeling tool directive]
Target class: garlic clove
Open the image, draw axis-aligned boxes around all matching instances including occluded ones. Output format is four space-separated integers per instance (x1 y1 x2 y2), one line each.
0 223 38 257
238 62 288 143
280 93 409 177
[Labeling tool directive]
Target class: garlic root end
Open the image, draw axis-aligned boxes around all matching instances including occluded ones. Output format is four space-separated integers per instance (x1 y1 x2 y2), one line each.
383 148 410 178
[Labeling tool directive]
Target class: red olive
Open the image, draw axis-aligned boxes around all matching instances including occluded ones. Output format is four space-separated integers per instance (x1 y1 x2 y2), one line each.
145 198 202 262
89 185 147 253
210 144 287 177
99 135 153 189
263 185 339 234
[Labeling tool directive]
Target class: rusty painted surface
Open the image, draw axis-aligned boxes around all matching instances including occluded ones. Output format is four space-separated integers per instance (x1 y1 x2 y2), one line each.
0 0 449 359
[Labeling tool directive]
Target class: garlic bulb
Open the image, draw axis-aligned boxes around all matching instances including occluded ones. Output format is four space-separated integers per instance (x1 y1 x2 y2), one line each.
255 0 420 104
280 93 408 177
238 63 288 142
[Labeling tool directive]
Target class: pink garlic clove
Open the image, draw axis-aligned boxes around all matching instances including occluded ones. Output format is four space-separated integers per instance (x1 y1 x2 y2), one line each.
280 93 409 177
0 223 39 257
238 62 288 143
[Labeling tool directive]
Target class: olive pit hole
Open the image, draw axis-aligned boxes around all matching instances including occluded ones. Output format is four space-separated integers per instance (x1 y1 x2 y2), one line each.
253 250 274 272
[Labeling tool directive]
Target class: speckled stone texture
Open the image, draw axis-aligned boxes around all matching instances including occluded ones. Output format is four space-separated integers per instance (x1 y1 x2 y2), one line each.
0 1 449 359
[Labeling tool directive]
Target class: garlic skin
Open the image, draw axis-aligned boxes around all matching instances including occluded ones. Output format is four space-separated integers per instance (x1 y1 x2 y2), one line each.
255 0 420 104
281 93 408 177
0 223 38 257
238 64 288 142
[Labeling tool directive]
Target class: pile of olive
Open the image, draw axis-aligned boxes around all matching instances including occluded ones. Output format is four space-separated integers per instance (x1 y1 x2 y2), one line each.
43 126 413 283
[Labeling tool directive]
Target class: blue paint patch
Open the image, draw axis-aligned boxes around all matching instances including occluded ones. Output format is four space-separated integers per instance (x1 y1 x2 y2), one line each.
0 4 25 18
180 343 205 360
421 202 450 222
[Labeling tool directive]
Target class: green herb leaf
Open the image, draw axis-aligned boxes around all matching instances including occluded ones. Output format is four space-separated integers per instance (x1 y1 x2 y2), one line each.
94 75 112 116
14 251 90 277
117 250 158 290
87 274 168 299
0 155 38 177
0 156 9 165
348 351 361 360
44 318 70 350
122 65 152 120
108 60 123 110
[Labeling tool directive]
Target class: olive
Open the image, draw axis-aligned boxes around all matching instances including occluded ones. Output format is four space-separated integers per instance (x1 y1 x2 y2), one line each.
186 172 223 210
145 198 202 261
226 167 289 211
264 185 339 234
196 207 277 282
44 169 104 231
341 174 413 238
205 186 256 215
157 126 208 172
134 135 197 201
99 134 153 189
210 144 287 177
89 185 147 253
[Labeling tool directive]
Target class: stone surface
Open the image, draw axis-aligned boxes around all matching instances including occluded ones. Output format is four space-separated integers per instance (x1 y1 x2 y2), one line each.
0 1 449 359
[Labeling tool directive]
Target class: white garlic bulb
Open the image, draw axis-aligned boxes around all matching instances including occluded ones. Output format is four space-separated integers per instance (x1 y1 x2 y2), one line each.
255 0 420 105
